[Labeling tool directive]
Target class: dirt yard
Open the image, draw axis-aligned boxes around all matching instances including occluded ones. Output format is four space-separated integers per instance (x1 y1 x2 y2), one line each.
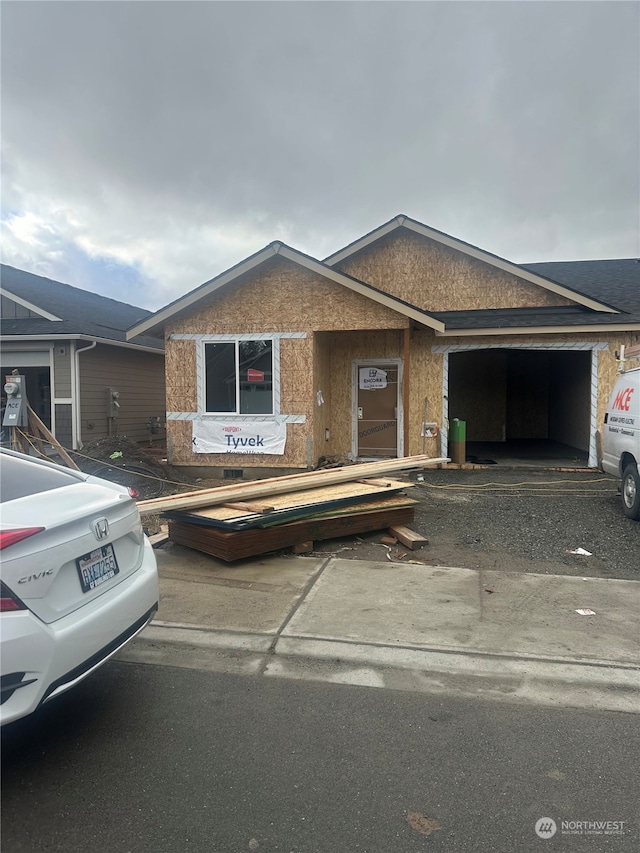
71 440 637 580
313 468 637 580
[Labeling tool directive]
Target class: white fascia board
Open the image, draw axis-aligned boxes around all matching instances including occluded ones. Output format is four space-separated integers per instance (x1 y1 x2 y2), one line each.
126 239 446 337
125 245 279 340
0 333 164 354
324 216 618 315
276 245 446 333
399 220 618 313
435 323 640 337
0 287 63 320
323 216 405 265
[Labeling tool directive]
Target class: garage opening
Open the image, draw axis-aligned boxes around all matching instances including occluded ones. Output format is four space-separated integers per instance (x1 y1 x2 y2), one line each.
447 349 591 465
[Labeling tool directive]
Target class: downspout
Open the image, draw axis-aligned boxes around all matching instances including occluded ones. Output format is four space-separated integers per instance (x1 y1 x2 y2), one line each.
73 341 96 449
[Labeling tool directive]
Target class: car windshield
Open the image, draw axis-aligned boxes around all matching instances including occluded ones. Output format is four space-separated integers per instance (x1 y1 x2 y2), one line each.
0 452 84 502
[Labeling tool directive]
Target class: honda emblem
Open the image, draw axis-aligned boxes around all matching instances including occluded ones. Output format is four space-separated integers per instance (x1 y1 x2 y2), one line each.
93 518 110 540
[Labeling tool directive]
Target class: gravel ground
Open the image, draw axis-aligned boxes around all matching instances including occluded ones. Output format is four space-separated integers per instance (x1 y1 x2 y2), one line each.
76 440 637 581
312 468 640 580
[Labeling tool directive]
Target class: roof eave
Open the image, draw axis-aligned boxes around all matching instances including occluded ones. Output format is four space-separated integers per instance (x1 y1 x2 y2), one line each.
126 244 281 339
0 333 164 353
126 239 447 337
436 322 640 337
276 245 446 332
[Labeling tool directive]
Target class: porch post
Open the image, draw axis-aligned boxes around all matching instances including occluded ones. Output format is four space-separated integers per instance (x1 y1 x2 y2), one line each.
403 325 410 457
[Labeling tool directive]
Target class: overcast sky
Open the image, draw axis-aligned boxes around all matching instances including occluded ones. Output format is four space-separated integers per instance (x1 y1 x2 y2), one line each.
1 1 638 311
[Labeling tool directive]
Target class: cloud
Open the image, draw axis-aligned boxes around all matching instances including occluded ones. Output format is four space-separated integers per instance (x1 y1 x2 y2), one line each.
1 1 638 310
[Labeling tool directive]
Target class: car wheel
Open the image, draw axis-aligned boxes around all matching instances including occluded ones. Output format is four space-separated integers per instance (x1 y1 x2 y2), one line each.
621 462 640 520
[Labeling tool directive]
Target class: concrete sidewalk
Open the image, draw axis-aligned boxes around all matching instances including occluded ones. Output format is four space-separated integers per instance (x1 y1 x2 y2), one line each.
117 543 640 713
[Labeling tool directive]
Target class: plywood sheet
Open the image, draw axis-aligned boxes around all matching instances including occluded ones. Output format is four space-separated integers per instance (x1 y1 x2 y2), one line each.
167 497 417 561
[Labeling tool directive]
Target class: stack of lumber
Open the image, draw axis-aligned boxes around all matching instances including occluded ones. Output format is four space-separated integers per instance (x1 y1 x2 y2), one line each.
138 455 447 562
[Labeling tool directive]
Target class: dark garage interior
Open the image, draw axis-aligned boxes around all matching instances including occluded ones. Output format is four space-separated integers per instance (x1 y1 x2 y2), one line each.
447 349 592 465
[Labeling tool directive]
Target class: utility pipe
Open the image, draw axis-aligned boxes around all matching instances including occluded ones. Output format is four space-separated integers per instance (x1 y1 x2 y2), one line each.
73 340 96 449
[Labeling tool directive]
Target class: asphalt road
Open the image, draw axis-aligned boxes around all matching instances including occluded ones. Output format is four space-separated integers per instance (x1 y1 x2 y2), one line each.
2 662 638 853
312 469 639 580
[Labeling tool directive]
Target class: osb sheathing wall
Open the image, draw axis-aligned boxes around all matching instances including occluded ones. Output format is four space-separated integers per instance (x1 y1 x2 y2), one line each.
313 334 333 457
165 256 408 469
323 330 406 455
334 229 574 311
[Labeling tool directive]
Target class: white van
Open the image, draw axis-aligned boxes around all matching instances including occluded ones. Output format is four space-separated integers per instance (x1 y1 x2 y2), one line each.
601 363 640 520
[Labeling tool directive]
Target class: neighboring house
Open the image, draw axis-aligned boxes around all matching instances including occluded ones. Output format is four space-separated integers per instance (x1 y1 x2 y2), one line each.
126 215 640 476
1 264 165 449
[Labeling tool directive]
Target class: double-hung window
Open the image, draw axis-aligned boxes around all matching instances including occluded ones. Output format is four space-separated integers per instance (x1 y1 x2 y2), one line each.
204 339 274 415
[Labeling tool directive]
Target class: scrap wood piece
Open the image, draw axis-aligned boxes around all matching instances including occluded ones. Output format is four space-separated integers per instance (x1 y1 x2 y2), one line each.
138 454 448 515
388 525 429 550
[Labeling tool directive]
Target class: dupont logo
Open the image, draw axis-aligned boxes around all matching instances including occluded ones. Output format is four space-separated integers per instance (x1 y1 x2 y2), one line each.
535 818 557 839
93 518 110 541
223 426 242 433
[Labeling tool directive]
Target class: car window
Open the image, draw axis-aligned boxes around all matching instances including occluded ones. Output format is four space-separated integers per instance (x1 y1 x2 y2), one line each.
0 453 84 502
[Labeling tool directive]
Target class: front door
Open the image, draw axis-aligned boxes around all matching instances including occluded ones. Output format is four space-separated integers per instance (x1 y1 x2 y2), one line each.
354 361 401 458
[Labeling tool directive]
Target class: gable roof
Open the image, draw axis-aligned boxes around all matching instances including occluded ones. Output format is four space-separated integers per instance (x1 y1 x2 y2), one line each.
324 214 620 314
127 216 639 341
126 241 447 339
1 265 164 351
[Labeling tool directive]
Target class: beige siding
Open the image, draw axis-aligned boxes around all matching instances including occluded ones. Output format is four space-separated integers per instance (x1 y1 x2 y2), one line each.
78 345 165 444
334 229 574 312
0 295 38 319
53 347 72 397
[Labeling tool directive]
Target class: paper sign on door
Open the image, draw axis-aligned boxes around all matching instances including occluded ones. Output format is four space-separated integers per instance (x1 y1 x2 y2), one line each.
359 367 388 390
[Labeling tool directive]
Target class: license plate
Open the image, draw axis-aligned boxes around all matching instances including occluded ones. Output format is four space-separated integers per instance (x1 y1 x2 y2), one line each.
76 545 119 593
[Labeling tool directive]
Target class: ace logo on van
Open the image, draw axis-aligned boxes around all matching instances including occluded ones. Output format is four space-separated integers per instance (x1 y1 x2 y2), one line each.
612 387 635 411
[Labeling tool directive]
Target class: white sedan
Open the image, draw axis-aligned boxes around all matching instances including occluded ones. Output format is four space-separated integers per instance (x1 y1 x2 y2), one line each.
0 448 159 725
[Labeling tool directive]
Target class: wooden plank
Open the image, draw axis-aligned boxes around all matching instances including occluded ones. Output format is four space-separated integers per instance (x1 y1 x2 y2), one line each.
168 501 417 562
162 479 412 530
221 502 276 513
388 525 429 550
138 454 448 514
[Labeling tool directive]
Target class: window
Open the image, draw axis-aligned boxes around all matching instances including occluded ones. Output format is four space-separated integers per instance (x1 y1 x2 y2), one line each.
204 340 273 415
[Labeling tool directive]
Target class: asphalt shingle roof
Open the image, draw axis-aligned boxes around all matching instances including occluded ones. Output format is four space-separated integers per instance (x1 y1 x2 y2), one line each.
0 265 163 350
430 259 640 330
523 259 640 313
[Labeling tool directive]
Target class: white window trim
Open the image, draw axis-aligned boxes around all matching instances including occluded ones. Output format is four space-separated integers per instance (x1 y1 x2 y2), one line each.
197 334 280 418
